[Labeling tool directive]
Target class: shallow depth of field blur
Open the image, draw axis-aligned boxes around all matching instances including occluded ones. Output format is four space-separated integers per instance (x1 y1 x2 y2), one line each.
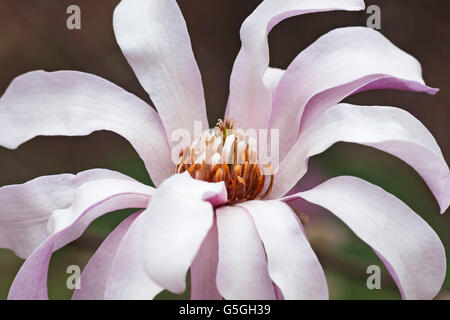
0 0 449 299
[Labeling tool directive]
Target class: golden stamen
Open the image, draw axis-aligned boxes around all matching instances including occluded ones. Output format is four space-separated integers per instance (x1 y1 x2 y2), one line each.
175 118 274 204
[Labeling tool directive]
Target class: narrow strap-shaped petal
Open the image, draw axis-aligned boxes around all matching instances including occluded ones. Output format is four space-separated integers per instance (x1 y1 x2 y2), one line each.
0 70 172 185
47 180 153 238
190 220 221 300
216 205 276 300
270 27 438 159
72 211 141 300
104 210 163 300
239 200 328 300
113 0 208 142
272 104 450 213
283 176 446 299
0 168 132 259
8 179 154 300
140 172 227 294
226 0 365 130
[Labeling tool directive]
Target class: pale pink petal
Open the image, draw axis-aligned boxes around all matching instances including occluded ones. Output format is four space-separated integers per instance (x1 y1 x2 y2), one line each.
274 284 284 300
8 179 154 300
0 70 172 185
72 211 141 300
272 104 450 213
140 172 227 294
270 27 438 160
263 67 285 98
216 205 275 300
0 169 132 259
190 220 221 300
113 0 208 142
47 180 153 237
226 0 365 130
104 211 163 300
283 176 446 300
239 200 328 300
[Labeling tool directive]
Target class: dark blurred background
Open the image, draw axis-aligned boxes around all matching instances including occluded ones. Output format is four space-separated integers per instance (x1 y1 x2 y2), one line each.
0 0 448 299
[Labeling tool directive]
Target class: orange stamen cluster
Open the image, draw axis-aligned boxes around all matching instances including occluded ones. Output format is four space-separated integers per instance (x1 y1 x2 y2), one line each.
175 119 274 204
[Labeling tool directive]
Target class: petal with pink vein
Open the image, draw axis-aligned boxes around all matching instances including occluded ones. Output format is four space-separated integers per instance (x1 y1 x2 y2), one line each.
72 211 141 300
0 70 172 186
227 0 365 130
113 0 208 142
283 176 446 300
0 168 132 259
140 172 227 294
263 67 285 98
272 104 450 213
105 210 164 300
8 179 154 300
270 27 438 159
239 200 328 300
216 205 276 300
104 210 164 300
190 220 221 300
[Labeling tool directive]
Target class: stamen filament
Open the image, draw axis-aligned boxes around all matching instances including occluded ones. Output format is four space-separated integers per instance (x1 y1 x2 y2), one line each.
175 118 274 204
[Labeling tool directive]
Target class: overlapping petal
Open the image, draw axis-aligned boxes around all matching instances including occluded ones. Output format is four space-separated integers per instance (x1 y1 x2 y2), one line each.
140 172 227 294
0 70 172 185
272 104 450 214
0 169 131 259
72 211 141 300
113 0 209 142
8 179 154 299
283 176 446 299
103 211 164 300
190 220 221 300
239 200 328 300
226 0 365 130
216 205 275 300
269 27 438 159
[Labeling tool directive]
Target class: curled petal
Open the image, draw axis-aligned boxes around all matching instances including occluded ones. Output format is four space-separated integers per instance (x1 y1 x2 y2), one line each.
190 220 221 300
72 211 141 300
227 0 365 130
104 211 163 300
8 179 154 300
272 104 450 213
0 169 131 259
141 172 227 294
0 70 172 185
284 176 446 299
270 27 438 159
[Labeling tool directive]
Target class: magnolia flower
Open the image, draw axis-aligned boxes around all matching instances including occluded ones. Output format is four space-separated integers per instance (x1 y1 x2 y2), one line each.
0 0 448 300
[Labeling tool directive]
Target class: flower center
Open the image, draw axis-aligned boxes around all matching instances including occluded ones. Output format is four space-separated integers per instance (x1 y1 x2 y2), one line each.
175 118 274 203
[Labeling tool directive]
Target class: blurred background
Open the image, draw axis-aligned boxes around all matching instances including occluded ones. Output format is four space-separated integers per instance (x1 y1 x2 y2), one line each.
0 0 449 299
